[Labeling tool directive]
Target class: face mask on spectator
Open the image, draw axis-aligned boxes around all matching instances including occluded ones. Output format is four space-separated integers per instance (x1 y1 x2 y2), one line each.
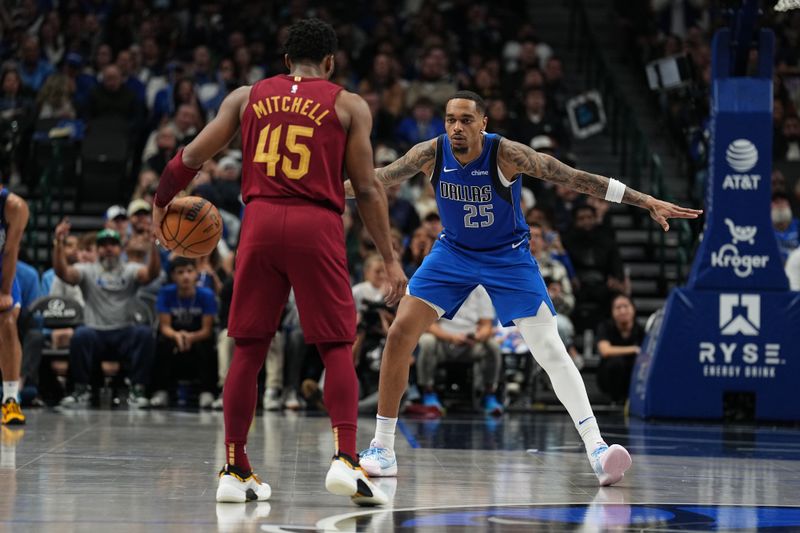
772 207 792 226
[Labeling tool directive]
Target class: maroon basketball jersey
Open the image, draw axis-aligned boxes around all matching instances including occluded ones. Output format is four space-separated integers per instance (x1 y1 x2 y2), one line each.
240 75 346 212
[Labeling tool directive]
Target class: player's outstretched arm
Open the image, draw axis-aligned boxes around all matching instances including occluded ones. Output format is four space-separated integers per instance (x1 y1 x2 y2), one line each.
344 139 437 198
343 92 407 305
0 193 28 311
498 138 702 231
152 86 250 242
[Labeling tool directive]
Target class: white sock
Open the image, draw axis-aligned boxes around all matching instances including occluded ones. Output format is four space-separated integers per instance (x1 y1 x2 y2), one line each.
514 306 605 455
576 416 606 456
374 415 397 451
3 381 19 403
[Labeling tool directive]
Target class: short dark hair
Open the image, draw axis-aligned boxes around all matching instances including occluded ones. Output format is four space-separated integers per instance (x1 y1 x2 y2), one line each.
772 191 791 203
170 256 196 273
284 18 338 64
573 204 596 219
447 90 486 115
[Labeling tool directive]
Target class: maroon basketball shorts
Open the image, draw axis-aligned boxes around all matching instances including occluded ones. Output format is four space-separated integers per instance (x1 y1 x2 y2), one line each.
227 198 356 344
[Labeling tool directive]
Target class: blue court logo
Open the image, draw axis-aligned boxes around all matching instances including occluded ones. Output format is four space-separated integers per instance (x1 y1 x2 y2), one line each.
394 504 800 530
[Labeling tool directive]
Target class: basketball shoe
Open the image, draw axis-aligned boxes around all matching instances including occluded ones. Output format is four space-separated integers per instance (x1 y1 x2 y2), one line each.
359 439 397 477
590 444 632 486
1 399 25 425
215 464 272 503
325 453 388 506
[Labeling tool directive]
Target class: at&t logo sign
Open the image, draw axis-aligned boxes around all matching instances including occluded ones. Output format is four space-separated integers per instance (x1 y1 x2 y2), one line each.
722 139 761 190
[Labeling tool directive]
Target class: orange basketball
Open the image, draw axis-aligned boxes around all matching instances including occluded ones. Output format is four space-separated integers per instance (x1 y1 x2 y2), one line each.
160 196 222 258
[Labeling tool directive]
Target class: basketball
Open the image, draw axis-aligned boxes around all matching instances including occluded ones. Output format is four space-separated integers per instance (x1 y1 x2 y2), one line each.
160 196 222 258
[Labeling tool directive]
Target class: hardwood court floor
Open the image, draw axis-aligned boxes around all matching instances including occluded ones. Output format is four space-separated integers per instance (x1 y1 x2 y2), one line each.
1 409 799 532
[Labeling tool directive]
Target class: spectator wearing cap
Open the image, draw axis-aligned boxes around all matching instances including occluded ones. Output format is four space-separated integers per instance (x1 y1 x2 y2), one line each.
128 199 152 239
18 36 54 92
395 97 446 151
104 205 129 242
61 53 97 114
53 224 161 408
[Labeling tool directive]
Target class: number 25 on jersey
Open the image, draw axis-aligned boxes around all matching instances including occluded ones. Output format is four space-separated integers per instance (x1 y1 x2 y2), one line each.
253 123 314 180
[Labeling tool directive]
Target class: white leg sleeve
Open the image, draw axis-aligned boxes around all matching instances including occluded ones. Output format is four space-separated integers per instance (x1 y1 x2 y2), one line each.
515 303 604 451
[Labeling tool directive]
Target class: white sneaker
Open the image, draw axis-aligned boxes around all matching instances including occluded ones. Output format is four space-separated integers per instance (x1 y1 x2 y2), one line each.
590 444 632 486
150 390 169 408
359 439 398 477
216 464 272 503
59 385 91 409
325 454 388 506
211 395 223 410
199 392 215 409
283 389 304 410
263 388 281 411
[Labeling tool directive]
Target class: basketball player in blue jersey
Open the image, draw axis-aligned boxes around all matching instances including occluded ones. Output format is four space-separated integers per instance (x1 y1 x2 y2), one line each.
349 91 702 486
0 185 29 425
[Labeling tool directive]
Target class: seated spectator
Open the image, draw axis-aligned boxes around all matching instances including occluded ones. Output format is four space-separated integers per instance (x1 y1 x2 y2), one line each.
115 49 146 105
358 53 405 118
142 104 199 161
0 68 34 123
512 87 569 151
563 205 626 332
403 227 434 278
15 260 44 406
544 56 570 115
151 258 217 408
786 246 800 290
62 53 97 114
387 184 421 236
352 256 393 401
420 211 442 240
405 47 458 110
131 170 159 201
127 199 152 240
144 125 177 174
104 204 130 243
772 192 799 264
416 286 503 416
18 36 54 92
595 295 645 403
529 223 577 353
87 65 139 120
486 99 513 138
42 233 78 295
36 73 76 119
774 114 800 162
394 97 445 150
193 155 242 217
53 225 161 408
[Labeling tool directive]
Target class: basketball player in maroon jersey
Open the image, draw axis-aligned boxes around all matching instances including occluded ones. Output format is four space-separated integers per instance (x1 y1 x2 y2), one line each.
152 19 406 505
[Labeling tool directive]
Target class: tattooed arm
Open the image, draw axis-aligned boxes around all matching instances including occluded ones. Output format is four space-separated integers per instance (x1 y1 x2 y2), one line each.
344 139 437 198
497 138 702 231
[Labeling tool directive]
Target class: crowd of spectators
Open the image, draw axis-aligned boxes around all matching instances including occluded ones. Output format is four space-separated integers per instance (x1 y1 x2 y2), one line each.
1 0 643 413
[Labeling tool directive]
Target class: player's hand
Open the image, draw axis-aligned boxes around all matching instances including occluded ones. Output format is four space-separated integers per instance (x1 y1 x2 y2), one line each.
0 294 13 313
645 197 703 231
383 260 408 307
152 200 167 247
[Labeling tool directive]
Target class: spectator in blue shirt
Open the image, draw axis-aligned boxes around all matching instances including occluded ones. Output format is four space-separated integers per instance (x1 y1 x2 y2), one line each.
152 257 218 408
394 97 445 150
18 36 54 92
15 260 41 307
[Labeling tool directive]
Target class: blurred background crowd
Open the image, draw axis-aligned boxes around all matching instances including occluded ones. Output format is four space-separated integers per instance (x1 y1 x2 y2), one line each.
0 0 797 416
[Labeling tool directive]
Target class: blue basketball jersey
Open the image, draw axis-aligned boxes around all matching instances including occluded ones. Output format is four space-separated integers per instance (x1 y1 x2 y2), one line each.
431 133 529 251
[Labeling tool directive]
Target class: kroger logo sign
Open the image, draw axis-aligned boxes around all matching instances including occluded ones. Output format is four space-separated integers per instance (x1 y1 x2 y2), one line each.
710 218 770 278
725 139 758 173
